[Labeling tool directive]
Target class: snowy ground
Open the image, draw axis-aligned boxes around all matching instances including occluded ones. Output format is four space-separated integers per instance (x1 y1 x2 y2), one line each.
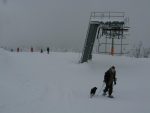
0 49 150 113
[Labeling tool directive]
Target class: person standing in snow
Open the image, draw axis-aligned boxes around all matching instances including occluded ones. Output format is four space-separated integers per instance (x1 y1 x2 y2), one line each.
47 47 50 54
103 66 116 98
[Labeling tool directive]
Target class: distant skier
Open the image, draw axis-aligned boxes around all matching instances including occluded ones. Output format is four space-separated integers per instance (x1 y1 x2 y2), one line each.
41 49 43 53
103 66 117 98
47 47 50 54
31 47 33 52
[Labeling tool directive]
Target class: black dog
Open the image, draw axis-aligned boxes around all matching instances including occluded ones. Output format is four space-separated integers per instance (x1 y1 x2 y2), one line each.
90 87 97 98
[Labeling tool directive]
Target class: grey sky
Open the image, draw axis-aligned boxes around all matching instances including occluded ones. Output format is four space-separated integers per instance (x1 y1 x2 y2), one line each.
0 0 150 51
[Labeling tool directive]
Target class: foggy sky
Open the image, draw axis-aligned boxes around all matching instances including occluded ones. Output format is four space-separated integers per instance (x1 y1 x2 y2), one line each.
0 0 150 51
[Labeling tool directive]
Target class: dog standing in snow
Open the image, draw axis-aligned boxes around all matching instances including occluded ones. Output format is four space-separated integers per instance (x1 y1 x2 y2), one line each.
90 87 97 98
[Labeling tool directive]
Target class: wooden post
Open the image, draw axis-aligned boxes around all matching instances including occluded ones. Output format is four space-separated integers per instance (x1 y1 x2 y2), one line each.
111 38 114 56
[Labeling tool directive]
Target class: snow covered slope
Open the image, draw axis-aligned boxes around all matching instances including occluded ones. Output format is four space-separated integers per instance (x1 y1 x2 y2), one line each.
0 49 150 113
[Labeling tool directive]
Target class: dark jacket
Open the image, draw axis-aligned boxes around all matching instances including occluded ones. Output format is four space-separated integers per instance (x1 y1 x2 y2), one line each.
104 68 116 85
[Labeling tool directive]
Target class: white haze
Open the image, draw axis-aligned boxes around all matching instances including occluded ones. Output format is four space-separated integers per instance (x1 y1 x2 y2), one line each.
0 0 150 51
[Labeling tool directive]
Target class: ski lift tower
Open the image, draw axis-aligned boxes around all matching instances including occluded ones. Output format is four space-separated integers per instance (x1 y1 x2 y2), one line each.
80 12 129 63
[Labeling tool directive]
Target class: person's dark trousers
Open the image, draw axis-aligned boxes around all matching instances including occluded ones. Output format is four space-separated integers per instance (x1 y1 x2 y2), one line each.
103 83 113 96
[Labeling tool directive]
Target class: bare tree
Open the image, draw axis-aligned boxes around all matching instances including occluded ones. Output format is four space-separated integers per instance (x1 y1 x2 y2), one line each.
142 47 150 58
134 41 143 58
130 41 150 58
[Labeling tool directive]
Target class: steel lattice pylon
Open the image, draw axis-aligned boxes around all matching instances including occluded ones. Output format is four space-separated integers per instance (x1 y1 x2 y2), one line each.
80 12 129 63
